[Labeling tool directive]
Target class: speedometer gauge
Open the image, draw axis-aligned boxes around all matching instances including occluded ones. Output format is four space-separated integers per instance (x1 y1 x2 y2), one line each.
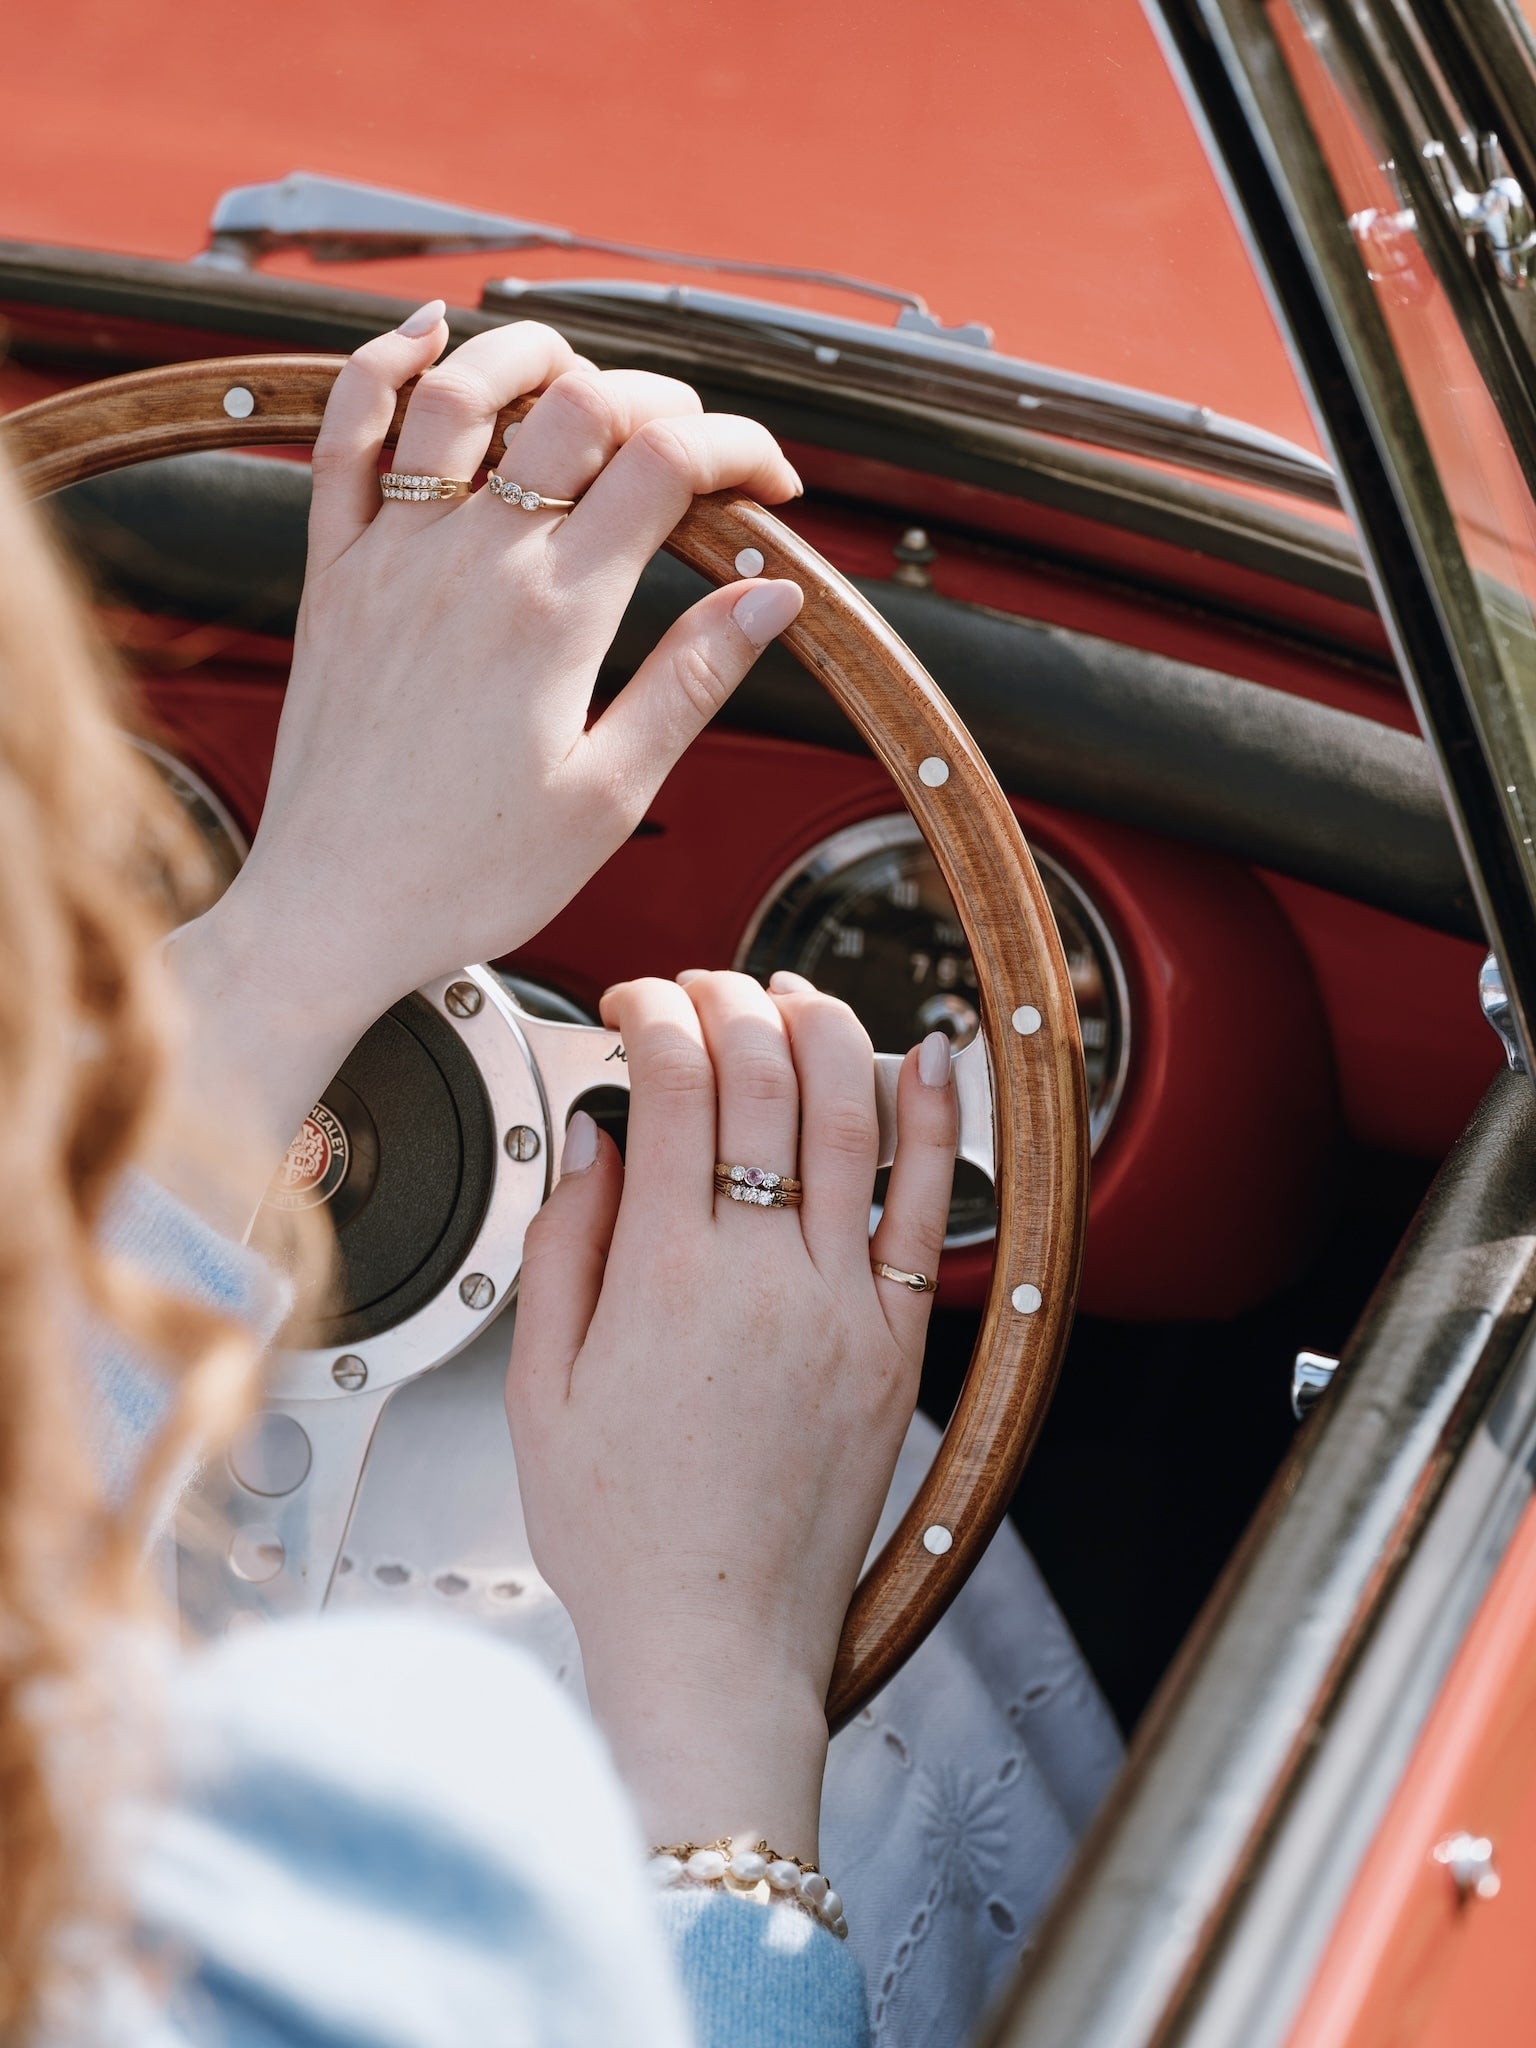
735 815 1130 1247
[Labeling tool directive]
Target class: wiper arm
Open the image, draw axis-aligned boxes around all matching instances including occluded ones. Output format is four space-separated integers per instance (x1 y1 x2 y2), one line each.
191 171 1332 503
199 171 994 346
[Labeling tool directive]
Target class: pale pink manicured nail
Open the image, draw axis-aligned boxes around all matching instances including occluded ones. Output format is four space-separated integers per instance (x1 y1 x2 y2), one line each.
676 967 707 985
397 298 446 337
732 580 803 648
562 1109 599 1174
769 970 815 993
918 1031 952 1088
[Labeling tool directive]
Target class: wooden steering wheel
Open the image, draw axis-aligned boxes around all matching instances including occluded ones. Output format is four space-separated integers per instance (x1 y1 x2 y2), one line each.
2 355 1088 1728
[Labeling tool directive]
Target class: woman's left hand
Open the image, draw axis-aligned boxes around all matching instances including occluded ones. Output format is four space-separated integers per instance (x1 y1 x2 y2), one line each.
506 969 957 1857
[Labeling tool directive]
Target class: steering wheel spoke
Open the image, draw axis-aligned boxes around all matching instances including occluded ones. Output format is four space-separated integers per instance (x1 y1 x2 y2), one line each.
518 1014 996 1183
176 1383 397 1631
516 1012 627 1181
874 1036 995 1180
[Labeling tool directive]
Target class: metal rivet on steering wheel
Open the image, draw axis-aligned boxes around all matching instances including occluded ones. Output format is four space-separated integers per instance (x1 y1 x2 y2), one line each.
3 355 1088 1728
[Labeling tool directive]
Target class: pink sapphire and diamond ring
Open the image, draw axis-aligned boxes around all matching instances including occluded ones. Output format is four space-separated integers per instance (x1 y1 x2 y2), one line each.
714 1162 803 1209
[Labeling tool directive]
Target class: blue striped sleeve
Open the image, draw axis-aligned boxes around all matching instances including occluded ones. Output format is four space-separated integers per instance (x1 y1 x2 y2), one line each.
90 1170 291 1492
657 1887 871 2048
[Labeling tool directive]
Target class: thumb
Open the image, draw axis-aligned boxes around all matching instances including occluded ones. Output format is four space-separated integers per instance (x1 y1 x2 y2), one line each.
581 578 803 788
506 1110 623 1423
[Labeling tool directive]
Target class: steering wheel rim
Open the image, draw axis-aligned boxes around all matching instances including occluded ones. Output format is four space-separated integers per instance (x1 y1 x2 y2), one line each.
2 352 1089 1729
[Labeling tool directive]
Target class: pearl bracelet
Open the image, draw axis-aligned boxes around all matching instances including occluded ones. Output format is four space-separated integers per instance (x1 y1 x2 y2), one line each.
650 1836 849 1940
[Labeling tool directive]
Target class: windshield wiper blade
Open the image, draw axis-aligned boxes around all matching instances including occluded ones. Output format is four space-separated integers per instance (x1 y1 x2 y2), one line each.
480 275 1338 506
199 171 994 346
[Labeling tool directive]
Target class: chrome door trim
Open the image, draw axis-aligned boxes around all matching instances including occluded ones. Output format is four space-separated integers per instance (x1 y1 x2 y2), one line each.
989 1073 1536 2047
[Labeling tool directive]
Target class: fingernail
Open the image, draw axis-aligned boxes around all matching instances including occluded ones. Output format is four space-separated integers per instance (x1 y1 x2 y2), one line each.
918 1031 952 1088
397 298 446 337
769 970 815 993
562 1109 599 1174
732 579 803 648
789 467 806 497
676 967 707 985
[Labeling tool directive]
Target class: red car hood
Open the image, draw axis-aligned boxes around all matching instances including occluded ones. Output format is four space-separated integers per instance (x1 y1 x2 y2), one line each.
0 0 1317 456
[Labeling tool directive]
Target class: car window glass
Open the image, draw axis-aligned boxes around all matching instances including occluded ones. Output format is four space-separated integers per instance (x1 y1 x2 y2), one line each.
1268 0 1536 894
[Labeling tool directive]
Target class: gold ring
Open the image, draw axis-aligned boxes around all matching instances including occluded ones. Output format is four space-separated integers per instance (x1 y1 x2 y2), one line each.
487 473 579 514
715 1162 802 1208
380 473 472 502
872 1260 939 1295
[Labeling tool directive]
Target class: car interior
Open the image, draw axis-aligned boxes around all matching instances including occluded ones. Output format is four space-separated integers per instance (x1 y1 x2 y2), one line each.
0 241 1502 1739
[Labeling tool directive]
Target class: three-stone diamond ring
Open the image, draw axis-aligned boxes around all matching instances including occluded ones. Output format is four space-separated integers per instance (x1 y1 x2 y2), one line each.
487 472 579 515
714 1163 803 1209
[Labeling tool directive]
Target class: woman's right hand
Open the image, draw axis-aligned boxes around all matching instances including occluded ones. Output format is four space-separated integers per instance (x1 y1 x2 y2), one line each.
506 970 958 1860
165 305 804 1208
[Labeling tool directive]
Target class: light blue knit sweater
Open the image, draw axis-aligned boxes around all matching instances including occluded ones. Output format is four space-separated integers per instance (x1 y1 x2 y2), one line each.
82 1178 869 2048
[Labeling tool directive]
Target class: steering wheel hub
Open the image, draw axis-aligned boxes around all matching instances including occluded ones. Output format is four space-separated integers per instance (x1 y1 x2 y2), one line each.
261 968 547 1403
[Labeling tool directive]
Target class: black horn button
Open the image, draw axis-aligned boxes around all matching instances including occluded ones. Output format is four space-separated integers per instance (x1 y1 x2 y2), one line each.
258 992 496 1350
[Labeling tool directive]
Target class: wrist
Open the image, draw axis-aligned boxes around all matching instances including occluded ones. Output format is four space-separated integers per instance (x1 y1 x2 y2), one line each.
160 887 376 1225
181 873 382 1068
581 1649 830 1862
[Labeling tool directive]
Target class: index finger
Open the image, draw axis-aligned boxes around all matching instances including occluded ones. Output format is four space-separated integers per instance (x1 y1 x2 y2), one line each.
597 977 716 1223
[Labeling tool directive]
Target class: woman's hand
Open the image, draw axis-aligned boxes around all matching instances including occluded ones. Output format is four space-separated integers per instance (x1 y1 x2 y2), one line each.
506 970 957 1858
167 303 803 1193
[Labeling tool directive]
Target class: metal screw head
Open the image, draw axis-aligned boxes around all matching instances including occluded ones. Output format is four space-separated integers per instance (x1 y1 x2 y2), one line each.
1291 1350 1340 1422
444 980 484 1018
1434 1832 1502 1900
332 1354 368 1390
504 1124 542 1162
459 1272 496 1310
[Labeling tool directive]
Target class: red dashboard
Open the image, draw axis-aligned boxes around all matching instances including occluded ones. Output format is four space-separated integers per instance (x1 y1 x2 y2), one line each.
135 594 1496 1324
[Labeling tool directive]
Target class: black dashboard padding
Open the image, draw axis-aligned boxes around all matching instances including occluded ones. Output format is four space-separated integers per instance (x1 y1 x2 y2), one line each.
50 451 1479 939
52 451 312 637
614 557 1481 940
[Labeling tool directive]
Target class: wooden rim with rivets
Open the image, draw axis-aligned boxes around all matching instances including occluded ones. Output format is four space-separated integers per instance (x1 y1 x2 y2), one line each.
1 355 1089 1730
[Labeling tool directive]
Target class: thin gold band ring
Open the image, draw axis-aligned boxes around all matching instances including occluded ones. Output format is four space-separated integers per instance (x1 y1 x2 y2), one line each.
872 1260 939 1296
